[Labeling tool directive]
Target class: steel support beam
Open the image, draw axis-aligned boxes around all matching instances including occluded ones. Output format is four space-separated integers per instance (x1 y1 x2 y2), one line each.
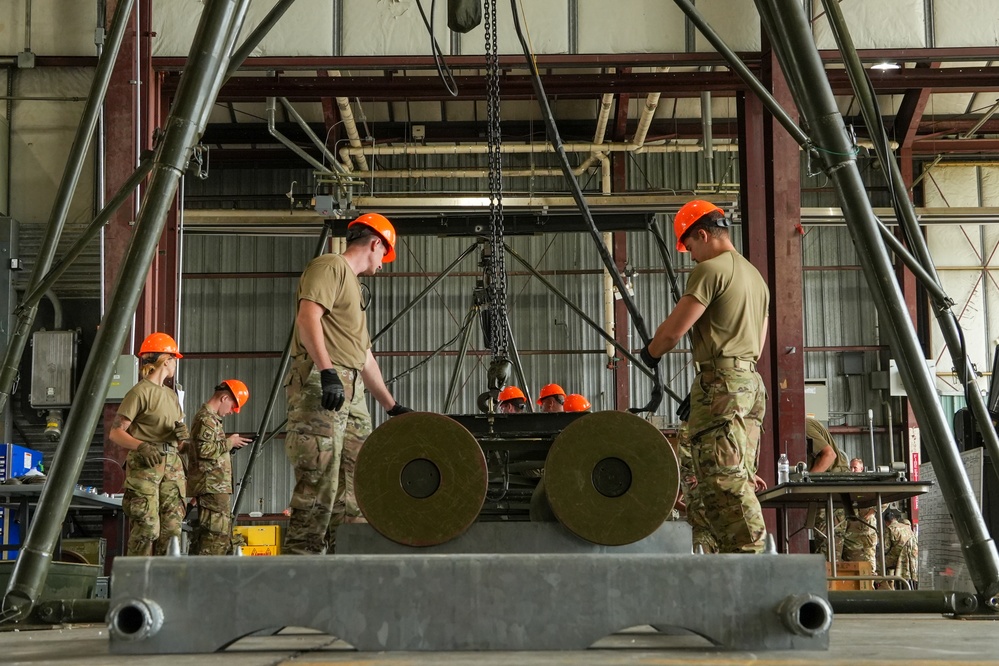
2 0 250 621
761 0 999 600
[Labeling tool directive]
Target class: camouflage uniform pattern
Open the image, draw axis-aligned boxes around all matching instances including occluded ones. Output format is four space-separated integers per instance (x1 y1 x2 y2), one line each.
884 519 918 585
122 448 186 556
188 404 235 556
284 357 370 554
688 367 767 553
842 509 879 573
815 508 848 560
677 424 718 553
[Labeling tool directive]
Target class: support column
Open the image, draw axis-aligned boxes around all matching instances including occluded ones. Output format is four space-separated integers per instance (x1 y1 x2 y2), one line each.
611 85 632 411
740 46 806 552
102 0 142 558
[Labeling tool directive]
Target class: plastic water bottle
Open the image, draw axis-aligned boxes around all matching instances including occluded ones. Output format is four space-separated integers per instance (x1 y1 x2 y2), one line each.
777 453 790 485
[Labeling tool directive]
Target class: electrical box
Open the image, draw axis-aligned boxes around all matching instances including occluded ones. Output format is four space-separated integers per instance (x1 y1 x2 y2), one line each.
30 330 77 408
888 358 942 396
803 379 829 423
841 351 865 375
107 355 139 402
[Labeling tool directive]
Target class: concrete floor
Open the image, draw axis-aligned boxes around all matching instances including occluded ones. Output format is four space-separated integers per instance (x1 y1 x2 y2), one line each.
2 615 998 666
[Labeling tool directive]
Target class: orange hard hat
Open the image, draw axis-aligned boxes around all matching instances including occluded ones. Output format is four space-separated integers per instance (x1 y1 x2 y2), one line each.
498 386 526 403
220 379 249 413
537 383 566 404
348 212 397 262
673 200 725 252
138 332 183 358
564 394 591 412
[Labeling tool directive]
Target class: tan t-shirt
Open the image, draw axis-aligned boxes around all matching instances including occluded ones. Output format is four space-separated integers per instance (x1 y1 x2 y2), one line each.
291 253 370 370
805 418 849 472
684 250 770 364
117 378 185 444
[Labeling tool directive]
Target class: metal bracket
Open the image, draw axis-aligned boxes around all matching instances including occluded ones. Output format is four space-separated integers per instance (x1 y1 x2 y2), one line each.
109 548 831 653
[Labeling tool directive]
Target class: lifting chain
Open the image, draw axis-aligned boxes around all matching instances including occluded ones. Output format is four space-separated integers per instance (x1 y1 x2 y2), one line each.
483 0 508 363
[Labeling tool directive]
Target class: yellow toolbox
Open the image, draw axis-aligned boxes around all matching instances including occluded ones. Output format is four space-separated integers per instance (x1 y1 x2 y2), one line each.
241 544 280 556
233 525 281 554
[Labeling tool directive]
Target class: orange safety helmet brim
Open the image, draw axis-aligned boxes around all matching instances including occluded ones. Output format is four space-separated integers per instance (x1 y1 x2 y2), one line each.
537 383 566 404
138 332 183 358
673 200 725 252
220 379 249 413
348 213 397 262
498 386 526 403
564 394 591 412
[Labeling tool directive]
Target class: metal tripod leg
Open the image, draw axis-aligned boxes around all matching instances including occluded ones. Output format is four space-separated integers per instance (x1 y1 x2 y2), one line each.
444 302 481 413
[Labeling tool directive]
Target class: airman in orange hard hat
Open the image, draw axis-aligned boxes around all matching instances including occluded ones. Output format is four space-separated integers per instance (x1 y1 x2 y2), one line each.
498 386 528 413
537 383 566 413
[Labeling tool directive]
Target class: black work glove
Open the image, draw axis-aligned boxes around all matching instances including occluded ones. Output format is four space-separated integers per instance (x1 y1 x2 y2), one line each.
173 420 190 444
320 369 345 411
136 441 164 467
387 403 413 416
676 392 691 423
639 344 661 369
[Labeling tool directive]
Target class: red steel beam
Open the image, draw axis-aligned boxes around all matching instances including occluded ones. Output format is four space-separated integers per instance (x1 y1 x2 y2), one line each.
160 66 999 102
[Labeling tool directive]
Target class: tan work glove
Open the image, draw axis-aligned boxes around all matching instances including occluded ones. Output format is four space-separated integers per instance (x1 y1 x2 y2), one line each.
173 420 191 444
135 441 164 467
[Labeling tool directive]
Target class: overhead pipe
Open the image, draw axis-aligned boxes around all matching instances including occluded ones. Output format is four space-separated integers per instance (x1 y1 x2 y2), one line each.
759 0 998 600
233 222 333 516
0 0 136 412
277 97 350 175
602 232 615 358
266 97 330 173
336 95 370 171
700 69 715 185
575 93 615 174
1 0 249 623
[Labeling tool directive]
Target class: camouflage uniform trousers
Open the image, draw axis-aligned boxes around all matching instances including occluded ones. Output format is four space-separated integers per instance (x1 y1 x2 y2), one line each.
842 509 879 573
122 447 186 556
884 520 918 588
284 359 371 554
688 367 767 554
189 493 233 556
814 507 848 560
677 424 718 553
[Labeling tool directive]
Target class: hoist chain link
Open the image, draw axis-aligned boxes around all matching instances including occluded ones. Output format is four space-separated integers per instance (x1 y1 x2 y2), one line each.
483 0 508 361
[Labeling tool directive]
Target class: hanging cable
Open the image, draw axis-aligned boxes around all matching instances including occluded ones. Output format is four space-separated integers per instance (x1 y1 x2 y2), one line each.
508 0 663 414
415 0 458 97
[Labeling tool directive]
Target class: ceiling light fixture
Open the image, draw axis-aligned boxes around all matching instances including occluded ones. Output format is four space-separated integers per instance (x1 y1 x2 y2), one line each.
871 62 901 71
